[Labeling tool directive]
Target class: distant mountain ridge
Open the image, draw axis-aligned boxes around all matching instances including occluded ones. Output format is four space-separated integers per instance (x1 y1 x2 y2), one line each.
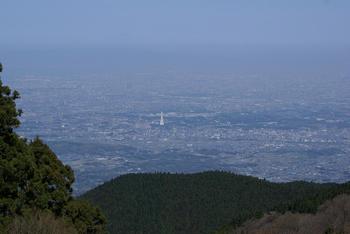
81 171 350 234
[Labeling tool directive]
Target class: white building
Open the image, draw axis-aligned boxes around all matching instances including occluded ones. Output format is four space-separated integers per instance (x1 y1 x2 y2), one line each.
160 112 165 126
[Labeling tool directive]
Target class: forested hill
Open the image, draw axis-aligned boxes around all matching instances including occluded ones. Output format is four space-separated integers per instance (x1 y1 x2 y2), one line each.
81 171 350 234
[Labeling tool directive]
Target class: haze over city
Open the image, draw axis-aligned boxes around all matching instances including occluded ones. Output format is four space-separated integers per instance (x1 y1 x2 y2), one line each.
1 0 350 194
3 1 350 234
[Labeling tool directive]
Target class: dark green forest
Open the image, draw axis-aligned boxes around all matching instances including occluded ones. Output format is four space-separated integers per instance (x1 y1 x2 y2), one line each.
0 64 106 233
82 171 350 234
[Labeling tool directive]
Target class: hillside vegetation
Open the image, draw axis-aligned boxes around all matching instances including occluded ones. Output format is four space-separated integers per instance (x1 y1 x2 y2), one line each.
229 194 350 234
82 172 350 234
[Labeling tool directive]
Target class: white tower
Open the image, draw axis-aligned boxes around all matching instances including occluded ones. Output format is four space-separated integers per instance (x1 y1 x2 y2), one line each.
160 112 165 126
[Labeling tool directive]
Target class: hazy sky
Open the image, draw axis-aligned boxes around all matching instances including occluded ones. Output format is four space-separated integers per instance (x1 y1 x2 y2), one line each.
1 0 350 47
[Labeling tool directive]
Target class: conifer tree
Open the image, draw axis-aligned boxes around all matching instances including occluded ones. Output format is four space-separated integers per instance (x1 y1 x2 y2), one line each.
0 63 106 233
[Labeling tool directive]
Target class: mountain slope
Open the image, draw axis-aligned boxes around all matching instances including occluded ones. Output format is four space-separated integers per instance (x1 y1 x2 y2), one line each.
229 194 350 234
81 171 349 234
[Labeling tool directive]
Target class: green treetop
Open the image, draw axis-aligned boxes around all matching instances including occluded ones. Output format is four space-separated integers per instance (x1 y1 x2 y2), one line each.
0 64 22 136
0 64 106 233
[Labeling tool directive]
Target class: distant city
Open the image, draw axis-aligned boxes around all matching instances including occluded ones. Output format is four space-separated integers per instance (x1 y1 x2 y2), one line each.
5 68 348 195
